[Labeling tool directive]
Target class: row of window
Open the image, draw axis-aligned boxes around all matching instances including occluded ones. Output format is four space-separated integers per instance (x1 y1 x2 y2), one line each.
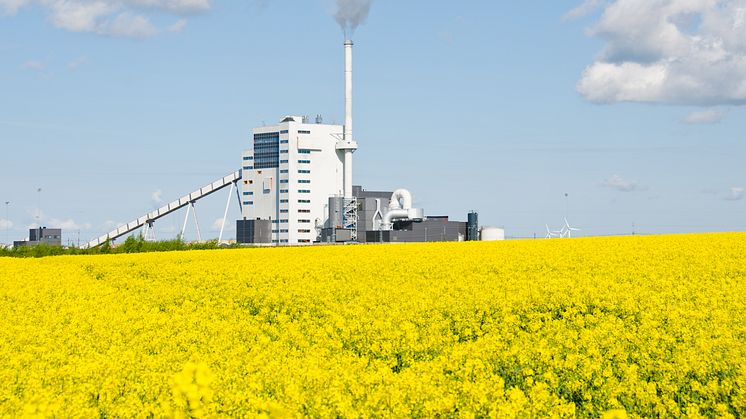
243 201 253 205
298 130 311 134
243 156 253 161
280 140 289 144
280 199 311 204
243 191 253 196
245 159 311 169
298 149 311 154
298 180 310 184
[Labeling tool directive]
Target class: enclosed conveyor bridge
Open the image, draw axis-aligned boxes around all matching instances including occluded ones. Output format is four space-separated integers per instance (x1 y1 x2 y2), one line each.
84 170 242 249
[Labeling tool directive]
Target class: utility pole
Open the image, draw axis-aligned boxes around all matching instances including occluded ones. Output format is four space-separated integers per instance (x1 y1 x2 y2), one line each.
564 192 569 220
36 188 42 226
4 201 9 247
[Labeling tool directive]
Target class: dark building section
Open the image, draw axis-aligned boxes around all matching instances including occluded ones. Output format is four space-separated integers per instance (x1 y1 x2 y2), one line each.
14 227 62 248
389 216 467 243
349 186 470 244
236 219 272 244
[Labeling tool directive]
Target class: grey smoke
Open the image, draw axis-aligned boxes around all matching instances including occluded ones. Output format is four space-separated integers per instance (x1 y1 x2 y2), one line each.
335 0 373 34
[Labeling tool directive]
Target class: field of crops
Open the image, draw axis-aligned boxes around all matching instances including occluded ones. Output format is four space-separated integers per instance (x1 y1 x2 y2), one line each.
1 234 745 417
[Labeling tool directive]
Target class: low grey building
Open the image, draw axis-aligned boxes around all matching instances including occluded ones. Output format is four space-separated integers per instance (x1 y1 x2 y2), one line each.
14 227 62 248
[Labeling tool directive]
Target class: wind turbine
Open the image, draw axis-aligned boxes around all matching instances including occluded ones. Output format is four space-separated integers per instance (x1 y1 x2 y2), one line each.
545 224 562 239
562 218 580 238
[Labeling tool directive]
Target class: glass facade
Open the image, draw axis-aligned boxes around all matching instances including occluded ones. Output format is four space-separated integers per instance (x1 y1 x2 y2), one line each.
253 132 280 169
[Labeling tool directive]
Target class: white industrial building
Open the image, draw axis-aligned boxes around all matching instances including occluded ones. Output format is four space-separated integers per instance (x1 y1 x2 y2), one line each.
83 39 496 249
239 116 347 244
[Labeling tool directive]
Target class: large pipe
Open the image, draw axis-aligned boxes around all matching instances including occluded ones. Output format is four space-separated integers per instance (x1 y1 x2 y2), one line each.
343 39 354 198
388 189 413 210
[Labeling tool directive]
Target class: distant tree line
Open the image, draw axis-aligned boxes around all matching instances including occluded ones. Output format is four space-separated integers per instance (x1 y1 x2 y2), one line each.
0 236 241 258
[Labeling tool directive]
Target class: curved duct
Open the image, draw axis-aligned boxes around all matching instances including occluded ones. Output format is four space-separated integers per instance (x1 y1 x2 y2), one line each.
388 189 413 210
382 189 424 229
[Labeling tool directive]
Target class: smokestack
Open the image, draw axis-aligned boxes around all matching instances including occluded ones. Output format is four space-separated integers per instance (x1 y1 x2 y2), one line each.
338 39 358 199
344 39 353 146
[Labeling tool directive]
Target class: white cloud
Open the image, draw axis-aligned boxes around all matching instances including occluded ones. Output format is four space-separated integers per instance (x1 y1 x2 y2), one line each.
681 108 728 125
151 189 163 205
67 56 87 71
167 18 187 33
576 0 746 106
725 187 745 201
563 0 604 21
602 174 640 192
106 12 157 38
0 0 210 38
21 60 45 72
47 218 92 230
0 0 27 15
0 219 12 229
103 220 124 229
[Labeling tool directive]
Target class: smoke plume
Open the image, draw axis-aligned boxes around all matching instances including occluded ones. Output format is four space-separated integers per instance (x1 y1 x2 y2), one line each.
334 0 373 35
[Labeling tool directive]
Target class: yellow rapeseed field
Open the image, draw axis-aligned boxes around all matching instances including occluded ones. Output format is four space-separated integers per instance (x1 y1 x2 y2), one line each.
1 233 746 417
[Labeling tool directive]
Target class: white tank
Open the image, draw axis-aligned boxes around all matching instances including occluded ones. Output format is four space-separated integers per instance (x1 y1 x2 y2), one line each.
480 227 505 241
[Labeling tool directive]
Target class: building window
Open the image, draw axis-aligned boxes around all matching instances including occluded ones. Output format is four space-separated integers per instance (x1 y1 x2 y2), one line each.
298 239 311 243
243 156 254 160
298 169 310 174
298 199 310 204
280 199 289 203
280 130 289 134
298 130 311 134
298 180 310 184
280 140 289 144
280 150 288 154
280 189 289 193
298 219 311 224
298 209 311 213
298 229 311 234
272 220 289 224
280 169 289 174
243 166 253 170
243 201 254 205
253 132 280 169
243 192 253 196
280 230 289 233
280 160 289 164
298 189 311 194
298 160 310 164
280 179 289 184
298 149 311 154
280 209 288 213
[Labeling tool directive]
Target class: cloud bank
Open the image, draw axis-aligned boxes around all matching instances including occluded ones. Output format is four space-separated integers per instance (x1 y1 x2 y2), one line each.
725 187 745 201
574 0 746 106
0 0 209 38
681 108 728 124
602 174 641 192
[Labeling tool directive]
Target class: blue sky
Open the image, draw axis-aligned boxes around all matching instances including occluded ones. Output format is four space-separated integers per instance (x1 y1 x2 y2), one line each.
0 0 744 245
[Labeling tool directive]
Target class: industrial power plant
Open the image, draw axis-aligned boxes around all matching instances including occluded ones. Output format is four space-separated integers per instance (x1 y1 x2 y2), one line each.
82 37 504 249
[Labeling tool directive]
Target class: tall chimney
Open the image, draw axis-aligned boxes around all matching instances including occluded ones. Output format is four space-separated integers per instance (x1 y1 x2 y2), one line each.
339 39 358 199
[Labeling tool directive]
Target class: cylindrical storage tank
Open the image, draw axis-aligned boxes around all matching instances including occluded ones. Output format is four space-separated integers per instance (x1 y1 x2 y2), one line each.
467 211 479 241
480 227 505 241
